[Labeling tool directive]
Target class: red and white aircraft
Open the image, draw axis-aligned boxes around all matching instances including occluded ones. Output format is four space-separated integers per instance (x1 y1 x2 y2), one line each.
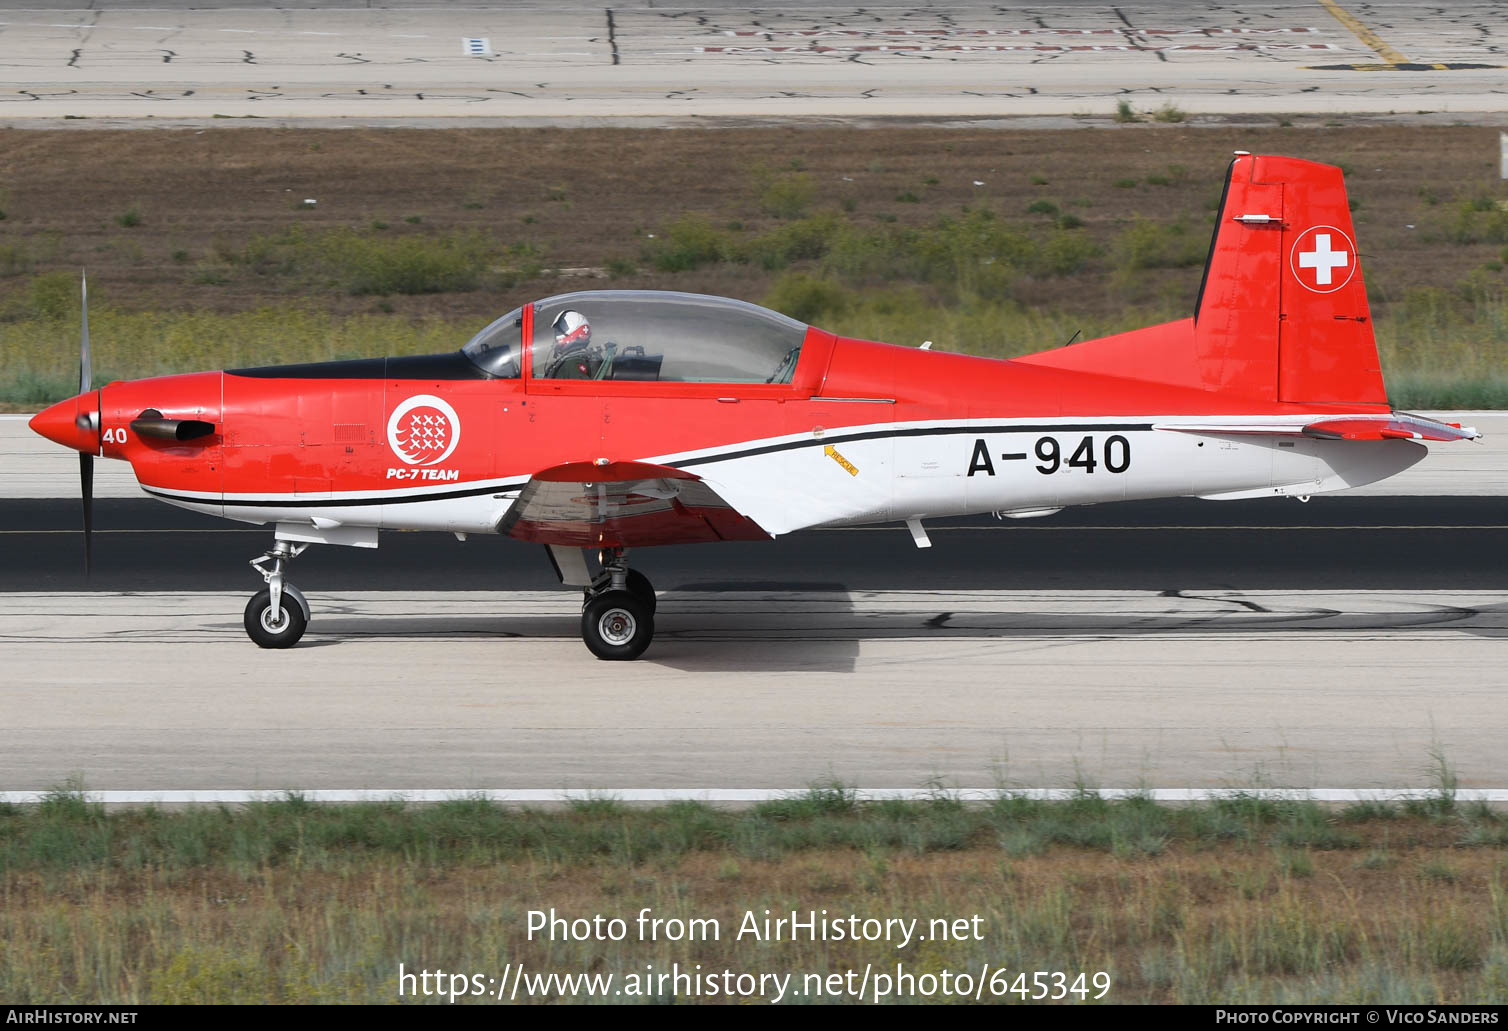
30 153 1480 659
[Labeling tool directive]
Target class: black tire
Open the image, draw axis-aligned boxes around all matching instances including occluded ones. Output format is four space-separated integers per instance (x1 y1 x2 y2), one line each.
244 588 308 649
624 569 657 614
581 590 654 661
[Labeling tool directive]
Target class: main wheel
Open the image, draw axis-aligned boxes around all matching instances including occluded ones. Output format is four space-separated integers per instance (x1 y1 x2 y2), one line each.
581 589 654 661
244 588 308 649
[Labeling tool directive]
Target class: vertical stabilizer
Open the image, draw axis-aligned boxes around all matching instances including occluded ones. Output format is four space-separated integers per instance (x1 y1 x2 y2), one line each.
1197 153 1386 405
1018 153 1389 408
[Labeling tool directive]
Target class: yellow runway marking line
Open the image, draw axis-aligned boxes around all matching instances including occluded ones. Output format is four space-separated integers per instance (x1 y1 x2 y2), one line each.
1316 0 1410 65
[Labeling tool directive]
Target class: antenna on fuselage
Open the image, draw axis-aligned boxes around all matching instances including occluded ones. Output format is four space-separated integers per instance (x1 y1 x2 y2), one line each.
1064 329 1081 347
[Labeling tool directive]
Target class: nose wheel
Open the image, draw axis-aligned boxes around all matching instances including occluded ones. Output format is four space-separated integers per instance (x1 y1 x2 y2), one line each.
244 588 308 648
581 551 655 659
245 540 311 649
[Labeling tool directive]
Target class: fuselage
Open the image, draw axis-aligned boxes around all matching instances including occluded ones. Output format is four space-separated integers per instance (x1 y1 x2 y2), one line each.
32 321 1420 544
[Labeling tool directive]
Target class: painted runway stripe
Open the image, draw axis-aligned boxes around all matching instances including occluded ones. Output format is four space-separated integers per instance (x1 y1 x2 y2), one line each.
2 788 1503 805
1316 0 1410 65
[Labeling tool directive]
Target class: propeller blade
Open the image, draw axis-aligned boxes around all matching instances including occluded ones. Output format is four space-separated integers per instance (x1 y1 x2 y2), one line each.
80 451 94 579
79 271 94 578
79 271 91 395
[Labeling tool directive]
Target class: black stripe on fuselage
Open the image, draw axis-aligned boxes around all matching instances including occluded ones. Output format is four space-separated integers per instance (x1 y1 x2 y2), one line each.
143 422 1155 509
143 480 530 509
227 352 495 380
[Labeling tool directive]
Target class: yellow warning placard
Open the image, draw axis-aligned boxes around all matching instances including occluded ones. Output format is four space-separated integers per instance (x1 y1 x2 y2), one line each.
824 444 858 476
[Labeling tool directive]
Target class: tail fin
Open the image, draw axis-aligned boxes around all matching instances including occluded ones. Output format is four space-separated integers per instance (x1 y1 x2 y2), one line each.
1018 153 1388 407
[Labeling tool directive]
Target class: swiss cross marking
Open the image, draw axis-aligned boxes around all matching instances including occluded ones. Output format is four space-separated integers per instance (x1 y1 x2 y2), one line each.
1290 225 1357 294
1298 233 1348 285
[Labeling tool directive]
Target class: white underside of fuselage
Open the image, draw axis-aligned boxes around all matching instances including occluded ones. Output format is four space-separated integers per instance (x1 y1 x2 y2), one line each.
141 414 1427 545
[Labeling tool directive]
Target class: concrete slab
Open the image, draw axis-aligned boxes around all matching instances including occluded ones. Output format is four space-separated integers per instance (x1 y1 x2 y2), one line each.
0 3 1503 120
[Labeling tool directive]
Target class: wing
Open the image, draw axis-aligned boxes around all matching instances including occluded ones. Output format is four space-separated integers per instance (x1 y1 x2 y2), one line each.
1155 413 1480 443
498 460 772 548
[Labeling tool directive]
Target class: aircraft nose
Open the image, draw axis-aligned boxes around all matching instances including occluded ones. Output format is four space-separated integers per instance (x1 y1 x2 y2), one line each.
29 392 99 454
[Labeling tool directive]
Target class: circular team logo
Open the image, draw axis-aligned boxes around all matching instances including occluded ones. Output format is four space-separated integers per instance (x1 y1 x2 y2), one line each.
1289 225 1357 294
387 394 461 466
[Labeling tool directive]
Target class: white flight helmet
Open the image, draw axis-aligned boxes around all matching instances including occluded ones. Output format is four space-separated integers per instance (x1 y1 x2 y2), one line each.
552 310 591 348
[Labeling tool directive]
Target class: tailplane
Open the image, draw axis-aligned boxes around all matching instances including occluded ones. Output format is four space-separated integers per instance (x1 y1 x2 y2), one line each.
1017 153 1388 407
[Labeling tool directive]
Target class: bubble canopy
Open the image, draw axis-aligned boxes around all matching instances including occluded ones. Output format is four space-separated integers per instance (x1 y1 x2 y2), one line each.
461 291 809 384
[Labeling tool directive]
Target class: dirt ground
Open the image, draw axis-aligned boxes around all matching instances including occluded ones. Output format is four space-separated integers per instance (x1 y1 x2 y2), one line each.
0 123 1503 322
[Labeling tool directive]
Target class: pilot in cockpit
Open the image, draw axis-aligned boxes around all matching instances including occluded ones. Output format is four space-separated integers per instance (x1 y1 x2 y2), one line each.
547 309 603 379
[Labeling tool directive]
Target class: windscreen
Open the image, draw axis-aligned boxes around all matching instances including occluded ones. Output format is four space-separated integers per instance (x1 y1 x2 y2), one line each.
460 306 524 378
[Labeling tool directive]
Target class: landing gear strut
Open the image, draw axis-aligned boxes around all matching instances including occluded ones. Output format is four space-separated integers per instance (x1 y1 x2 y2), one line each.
581 549 655 660
245 539 312 649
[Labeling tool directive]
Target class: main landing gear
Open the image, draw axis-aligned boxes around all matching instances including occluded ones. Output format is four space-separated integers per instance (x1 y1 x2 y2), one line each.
244 539 311 649
581 549 656 661
238 536 658 659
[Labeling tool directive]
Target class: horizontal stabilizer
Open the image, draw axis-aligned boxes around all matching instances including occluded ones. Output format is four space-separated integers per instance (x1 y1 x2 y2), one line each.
1303 414 1480 442
1156 413 1480 443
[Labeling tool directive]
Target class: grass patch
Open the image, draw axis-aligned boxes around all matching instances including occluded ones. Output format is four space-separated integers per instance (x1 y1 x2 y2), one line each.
6 786 1502 875
0 789 1504 1003
757 168 815 220
0 306 464 405
0 240 33 277
1443 195 1508 245
232 225 500 295
1112 217 1208 272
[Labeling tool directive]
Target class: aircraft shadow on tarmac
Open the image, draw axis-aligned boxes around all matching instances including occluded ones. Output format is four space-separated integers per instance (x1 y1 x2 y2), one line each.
248 587 1508 674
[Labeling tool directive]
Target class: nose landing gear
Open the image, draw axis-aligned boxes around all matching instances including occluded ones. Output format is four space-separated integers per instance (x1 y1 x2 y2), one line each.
245 540 311 648
581 549 656 660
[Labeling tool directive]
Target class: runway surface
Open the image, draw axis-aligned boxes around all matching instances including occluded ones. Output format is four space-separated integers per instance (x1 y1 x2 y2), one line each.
0 1 1504 122
3 496 1507 592
2 588 1505 793
3 489 1506 795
